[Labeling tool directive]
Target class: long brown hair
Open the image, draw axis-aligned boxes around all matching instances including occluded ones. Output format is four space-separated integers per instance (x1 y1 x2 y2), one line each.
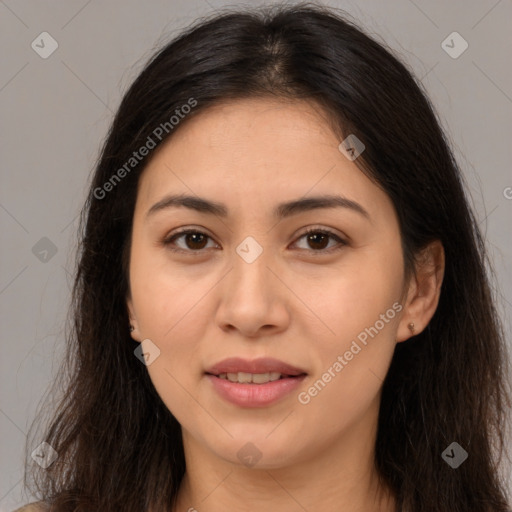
23 3 512 511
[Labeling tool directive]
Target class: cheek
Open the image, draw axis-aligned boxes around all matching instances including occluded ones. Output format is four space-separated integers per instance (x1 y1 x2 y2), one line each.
296 248 403 345
292 249 402 413
130 260 213 419
141 312 205 428
146 346 198 415
130 244 210 338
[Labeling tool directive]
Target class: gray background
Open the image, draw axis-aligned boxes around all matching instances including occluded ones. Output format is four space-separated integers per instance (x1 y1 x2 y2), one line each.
1 0 511 509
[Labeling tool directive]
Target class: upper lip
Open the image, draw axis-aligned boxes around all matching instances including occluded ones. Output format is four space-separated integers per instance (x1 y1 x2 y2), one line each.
205 357 307 376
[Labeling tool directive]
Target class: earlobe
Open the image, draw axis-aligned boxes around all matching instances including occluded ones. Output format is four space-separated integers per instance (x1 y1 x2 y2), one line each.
397 240 445 342
126 297 140 341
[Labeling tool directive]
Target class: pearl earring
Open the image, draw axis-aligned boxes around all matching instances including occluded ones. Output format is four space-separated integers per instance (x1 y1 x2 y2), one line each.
408 322 415 334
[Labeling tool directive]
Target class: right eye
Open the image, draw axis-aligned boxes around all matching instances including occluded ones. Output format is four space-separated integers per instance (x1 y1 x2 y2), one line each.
162 229 218 254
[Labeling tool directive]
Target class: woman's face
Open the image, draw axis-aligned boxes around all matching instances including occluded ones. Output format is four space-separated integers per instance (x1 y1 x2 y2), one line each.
127 97 408 468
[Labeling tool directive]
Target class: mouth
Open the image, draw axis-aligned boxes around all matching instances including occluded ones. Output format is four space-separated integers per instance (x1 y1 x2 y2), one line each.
205 356 307 381
212 371 303 384
205 357 307 407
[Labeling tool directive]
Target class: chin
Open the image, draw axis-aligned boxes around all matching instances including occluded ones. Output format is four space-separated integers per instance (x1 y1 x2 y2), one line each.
208 432 306 469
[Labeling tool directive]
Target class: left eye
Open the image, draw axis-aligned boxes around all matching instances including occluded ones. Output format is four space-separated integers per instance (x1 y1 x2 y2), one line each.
163 228 346 254
292 228 346 252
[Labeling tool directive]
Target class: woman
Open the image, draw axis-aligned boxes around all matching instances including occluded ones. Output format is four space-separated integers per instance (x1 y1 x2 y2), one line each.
17 3 512 511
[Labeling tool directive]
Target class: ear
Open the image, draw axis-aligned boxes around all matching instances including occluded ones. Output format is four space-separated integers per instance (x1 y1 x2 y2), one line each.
126 295 141 342
397 239 445 342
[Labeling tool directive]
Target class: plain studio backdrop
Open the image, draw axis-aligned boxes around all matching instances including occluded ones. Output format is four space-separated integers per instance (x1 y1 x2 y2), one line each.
0 0 511 510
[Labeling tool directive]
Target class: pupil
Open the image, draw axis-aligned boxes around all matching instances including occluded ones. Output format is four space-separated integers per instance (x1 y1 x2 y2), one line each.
187 233 207 249
308 233 328 250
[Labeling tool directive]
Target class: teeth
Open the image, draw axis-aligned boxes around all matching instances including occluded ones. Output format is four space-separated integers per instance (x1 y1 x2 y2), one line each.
218 372 284 384
238 372 252 383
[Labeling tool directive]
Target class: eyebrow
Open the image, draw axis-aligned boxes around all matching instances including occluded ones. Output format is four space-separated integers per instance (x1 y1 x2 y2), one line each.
145 193 370 221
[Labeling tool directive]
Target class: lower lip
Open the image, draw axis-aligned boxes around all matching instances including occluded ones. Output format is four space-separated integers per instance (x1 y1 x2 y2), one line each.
206 374 306 407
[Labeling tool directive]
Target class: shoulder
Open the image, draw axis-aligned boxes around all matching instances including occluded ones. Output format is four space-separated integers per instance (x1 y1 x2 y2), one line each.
12 503 49 512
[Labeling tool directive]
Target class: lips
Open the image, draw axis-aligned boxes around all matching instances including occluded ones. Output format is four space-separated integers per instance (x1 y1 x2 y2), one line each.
205 357 307 377
205 357 308 407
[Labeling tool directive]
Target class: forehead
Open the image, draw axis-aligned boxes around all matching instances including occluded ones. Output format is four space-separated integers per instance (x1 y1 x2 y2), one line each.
134 97 394 225
182 97 338 144
146 97 340 173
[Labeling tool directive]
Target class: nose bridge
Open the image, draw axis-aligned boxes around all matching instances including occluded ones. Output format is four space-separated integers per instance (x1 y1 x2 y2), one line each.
229 236 276 300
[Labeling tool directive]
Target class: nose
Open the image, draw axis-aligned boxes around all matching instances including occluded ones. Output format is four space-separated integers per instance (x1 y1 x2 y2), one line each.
214 250 290 338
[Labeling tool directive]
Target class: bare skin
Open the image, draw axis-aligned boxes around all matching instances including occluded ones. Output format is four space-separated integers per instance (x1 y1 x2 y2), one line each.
126 97 445 512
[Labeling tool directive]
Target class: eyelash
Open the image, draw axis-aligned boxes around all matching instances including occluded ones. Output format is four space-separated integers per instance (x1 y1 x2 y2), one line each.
162 227 347 256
